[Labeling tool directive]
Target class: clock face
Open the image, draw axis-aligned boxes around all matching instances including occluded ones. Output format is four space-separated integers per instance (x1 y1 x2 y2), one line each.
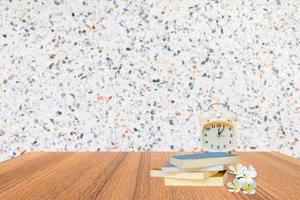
201 121 236 152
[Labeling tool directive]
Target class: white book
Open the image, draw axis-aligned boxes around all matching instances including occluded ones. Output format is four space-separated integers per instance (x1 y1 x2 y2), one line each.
150 169 217 180
162 161 224 173
164 171 228 186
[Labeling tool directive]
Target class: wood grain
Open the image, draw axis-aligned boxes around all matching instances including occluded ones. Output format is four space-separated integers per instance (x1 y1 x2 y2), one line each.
0 152 299 200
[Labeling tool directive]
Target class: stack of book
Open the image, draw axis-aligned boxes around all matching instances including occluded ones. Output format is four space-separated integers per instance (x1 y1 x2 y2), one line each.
150 152 239 186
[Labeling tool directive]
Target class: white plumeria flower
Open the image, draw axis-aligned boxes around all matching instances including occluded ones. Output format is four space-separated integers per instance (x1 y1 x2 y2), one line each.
228 164 247 176
227 179 242 193
242 182 256 194
237 165 257 184
227 164 257 195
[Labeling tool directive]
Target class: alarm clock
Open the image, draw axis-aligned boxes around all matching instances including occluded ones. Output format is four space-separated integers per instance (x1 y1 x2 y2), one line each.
199 103 237 152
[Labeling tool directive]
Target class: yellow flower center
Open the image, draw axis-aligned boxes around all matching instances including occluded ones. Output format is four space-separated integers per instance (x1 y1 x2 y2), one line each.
244 185 251 191
234 185 240 190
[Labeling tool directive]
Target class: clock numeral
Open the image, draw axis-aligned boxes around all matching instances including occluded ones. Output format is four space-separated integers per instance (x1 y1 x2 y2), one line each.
224 144 226 148
217 145 220 149
211 144 213 148
230 134 233 137
229 128 232 131
204 133 207 137
205 140 208 143
229 140 232 144
206 128 210 130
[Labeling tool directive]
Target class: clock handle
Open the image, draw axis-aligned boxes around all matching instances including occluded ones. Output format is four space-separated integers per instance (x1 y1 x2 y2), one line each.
207 102 231 111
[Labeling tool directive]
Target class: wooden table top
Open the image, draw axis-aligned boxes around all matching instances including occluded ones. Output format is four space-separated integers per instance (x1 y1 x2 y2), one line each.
0 152 299 200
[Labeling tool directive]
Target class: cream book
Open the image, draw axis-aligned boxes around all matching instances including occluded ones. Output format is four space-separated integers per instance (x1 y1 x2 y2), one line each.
161 161 224 173
170 152 238 169
150 169 217 180
164 171 228 186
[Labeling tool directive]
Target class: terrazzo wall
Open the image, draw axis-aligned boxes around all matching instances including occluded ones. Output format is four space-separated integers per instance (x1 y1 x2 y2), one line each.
0 0 299 161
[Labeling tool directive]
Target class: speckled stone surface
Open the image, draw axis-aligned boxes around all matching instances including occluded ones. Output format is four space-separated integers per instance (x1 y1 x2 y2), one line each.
0 0 299 161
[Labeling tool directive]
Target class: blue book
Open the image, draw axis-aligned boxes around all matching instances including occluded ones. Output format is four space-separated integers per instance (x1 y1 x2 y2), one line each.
170 152 238 169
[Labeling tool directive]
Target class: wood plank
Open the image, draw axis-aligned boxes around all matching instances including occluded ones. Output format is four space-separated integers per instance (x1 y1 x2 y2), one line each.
0 152 299 200
149 152 173 200
0 152 73 192
95 153 140 200
0 153 102 199
129 153 150 200
80 152 127 199
56 152 121 199
0 152 43 174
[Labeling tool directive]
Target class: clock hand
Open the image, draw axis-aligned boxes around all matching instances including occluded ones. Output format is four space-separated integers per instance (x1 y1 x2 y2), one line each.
219 126 225 135
217 126 221 136
218 126 225 136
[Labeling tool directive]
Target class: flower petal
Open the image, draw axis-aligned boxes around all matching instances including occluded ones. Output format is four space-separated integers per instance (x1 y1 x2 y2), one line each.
227 182 234 188
234 189 240 193
228 165 235 170
236 172 244 178
249 171 257 178
228 166 236 174
246 178 255 184
249 189 256 194
232 178 240 185
236 163 243 169
237 178 246 185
